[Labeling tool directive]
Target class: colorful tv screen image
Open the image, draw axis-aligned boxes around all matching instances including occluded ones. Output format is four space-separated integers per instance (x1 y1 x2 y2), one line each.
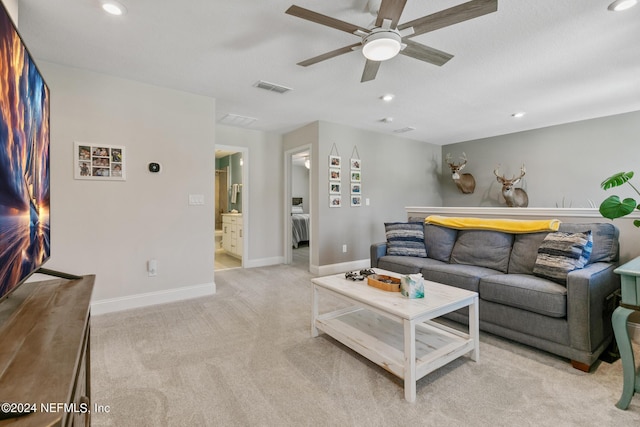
0 4 51 300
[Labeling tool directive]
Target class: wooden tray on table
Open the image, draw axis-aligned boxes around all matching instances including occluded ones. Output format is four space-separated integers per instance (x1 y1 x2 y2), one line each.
367 274 401 292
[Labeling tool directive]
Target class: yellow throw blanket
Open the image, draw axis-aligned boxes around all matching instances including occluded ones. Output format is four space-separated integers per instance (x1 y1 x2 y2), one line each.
425 215 561 233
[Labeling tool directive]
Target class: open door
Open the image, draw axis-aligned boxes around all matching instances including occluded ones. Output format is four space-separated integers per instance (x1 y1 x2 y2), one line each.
284 146 311 270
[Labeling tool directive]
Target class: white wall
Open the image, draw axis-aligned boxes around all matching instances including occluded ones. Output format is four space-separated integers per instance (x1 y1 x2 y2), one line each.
316 121 442 268
37 62 216 313
2 0 18 23
283 121 442 273
215 125 284 267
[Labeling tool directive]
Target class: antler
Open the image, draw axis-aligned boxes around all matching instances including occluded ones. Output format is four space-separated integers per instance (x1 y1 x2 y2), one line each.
495 164 526 181
459 152 468 169
445 153 452 165
446 152 467 169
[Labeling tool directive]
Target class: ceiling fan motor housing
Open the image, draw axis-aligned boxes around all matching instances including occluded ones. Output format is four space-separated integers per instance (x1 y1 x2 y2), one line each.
362 28 402 61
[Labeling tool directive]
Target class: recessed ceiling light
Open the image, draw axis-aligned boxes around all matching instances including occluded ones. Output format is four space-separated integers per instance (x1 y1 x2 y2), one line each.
380 117 394 123
101 1 127 16
511 112 526 118
380 94 395 102
608 0 637 11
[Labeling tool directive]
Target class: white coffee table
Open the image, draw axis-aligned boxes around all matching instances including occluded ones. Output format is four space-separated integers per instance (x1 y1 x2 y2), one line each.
311 268 479 402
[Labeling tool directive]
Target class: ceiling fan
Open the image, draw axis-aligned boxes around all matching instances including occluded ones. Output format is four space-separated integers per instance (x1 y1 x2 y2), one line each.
285 0 498 82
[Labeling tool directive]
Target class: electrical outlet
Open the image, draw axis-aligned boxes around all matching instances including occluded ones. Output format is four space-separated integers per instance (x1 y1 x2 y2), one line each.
342 244 347 253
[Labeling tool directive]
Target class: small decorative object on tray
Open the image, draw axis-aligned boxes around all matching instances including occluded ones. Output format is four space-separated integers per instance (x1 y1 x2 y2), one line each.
367 274 401 292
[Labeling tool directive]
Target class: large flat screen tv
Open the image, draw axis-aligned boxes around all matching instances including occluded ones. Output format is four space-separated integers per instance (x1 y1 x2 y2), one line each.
0 2 51 301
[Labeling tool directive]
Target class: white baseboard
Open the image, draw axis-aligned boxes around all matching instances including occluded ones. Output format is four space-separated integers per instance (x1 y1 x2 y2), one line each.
312 259 370 276
91 282 216 315
244 256 284 268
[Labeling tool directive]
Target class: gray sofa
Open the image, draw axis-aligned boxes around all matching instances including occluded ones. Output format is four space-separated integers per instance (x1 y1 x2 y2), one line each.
370 220 621 371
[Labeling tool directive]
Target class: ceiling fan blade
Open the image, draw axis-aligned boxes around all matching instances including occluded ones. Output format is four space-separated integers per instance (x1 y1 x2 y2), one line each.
361 60 381 82
297 43 362 67
400 39 453 66
398 0 497 38
286 5 368 34
375 0 407 28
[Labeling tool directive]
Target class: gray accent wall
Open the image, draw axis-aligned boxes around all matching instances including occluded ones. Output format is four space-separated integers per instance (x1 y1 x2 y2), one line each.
442 110 640 209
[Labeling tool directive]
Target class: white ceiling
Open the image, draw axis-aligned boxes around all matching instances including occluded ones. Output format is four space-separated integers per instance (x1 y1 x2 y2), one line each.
16 0 640 145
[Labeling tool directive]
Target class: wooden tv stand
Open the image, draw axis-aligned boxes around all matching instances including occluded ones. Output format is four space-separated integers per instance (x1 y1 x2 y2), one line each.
0 275 94 426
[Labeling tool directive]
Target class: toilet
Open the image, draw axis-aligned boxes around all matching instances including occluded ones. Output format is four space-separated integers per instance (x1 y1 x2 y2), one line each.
215 229 223 250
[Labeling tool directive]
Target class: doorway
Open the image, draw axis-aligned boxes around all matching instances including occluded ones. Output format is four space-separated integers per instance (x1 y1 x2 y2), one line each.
284 146 311 270
215 146 248 271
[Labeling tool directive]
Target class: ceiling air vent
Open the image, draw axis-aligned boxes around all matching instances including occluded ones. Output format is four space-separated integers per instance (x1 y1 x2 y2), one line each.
253 80 293 94
393 126 416 134
218 113 257 128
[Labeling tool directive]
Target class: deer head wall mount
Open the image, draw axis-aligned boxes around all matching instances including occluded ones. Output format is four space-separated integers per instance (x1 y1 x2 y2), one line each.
494 164 529 207
445 152 476 194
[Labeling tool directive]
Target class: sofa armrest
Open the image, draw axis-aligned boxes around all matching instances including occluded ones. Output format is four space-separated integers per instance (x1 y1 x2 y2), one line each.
370 242 387 268
566 262 621 353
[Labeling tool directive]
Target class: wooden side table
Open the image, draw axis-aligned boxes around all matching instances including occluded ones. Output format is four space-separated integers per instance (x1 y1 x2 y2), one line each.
613 257 640 410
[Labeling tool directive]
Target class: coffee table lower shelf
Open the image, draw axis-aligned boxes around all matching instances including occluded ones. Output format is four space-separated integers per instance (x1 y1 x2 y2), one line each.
316 307 476 395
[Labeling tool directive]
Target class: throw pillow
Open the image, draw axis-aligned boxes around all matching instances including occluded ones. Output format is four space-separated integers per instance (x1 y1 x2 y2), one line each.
533 231 593 284
385 222 427 258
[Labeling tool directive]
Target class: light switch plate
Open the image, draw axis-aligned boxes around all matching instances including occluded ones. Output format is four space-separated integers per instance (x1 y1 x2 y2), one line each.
189 194 205 205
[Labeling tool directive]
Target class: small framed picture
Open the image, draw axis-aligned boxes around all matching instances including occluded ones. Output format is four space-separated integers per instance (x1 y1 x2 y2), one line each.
75 142 126 181
329 168 341 181
351 183 361 194
351 171 361 182
351 195 362 207
329 155 341 168
329 182 341 194
350 158 361 170
329 195 342 207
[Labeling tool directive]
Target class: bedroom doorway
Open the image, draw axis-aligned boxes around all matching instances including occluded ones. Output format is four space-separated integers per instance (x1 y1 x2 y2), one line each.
284 146 311 270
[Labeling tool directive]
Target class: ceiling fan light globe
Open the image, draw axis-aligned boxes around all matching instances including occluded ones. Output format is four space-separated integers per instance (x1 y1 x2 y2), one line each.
362 31 402 61
608 0 637 11
101 1 127 15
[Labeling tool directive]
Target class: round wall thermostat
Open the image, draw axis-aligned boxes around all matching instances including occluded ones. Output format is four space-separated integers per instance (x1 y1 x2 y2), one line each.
148 162 161 173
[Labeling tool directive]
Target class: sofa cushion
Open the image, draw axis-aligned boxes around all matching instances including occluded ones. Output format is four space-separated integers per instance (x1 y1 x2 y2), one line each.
533 231 592 284
558 223 619 263
508 232 550 274
480 274 567 318
424 224 458 263
384 222 427 257
479 300 570 345
421 263 501 293
378 256 444 275
450 230 513 273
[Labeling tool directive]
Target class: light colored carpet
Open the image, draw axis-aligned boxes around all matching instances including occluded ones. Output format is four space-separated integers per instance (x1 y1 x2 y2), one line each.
91 263 640 426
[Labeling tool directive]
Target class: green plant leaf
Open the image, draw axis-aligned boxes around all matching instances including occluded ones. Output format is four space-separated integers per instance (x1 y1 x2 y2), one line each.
599 195 637 219
601 171 634 190
634 220 640 228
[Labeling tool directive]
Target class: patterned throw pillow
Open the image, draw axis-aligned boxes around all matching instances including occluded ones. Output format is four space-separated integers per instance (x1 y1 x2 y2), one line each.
533 231 593 284
385 222 427 258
